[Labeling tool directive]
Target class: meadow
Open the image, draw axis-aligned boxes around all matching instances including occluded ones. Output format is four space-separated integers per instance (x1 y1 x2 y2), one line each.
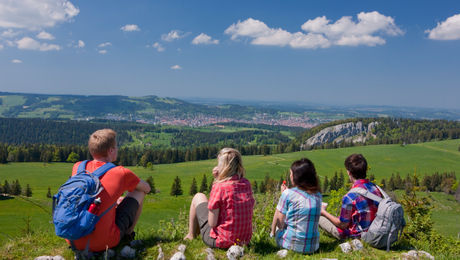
0 139 459 258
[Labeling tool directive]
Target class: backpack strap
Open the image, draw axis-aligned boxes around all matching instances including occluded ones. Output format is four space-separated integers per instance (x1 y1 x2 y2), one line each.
76 160 89 175
348 187 383 203
375 185 389 199
91 162 116 179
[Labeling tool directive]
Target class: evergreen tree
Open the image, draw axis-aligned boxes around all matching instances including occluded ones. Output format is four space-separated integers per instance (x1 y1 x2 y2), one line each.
3 180 11 194
0 180 2 194
253 181 258 194
395 173 404 189
208 181 213 193
323 176 329 194
338 171 345 189
330 171 338 191
199 174 208 193
388 174 396 191
170 176 183 197
146 176 155 194
46 187 52 198
25 184 32 197
189 177 198 196
12 179 21 195
259 179 266 194
381 178 387 190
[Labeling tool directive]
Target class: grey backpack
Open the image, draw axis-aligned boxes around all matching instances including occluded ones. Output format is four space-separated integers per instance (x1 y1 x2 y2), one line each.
348 186 405 251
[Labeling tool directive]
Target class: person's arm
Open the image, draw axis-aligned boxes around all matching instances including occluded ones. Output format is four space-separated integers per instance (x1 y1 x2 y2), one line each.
135 179 151 194
208 208 220 228
321 209 348 229
270 210 286 236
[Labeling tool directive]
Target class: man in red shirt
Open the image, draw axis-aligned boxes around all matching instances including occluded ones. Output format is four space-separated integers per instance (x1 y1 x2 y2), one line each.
69 129 151 252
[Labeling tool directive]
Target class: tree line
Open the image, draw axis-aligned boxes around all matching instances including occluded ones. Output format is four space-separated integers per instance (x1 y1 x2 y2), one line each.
0 179 32 197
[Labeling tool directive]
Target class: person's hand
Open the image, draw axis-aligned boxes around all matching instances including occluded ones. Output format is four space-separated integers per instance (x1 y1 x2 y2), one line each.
212 166 219 178
280 181 287 192
321 202 328 211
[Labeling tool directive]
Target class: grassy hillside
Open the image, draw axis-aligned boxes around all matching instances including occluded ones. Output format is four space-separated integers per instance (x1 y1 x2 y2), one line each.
0 139 459 258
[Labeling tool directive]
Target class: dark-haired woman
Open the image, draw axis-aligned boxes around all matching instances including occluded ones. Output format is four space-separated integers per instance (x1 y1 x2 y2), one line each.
270 158 322 254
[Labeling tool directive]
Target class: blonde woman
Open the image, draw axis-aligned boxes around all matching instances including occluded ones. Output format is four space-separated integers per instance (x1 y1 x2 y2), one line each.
184 148 255 248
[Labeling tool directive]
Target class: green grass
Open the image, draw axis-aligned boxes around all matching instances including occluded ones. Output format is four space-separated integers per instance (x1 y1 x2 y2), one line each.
0 139 459 258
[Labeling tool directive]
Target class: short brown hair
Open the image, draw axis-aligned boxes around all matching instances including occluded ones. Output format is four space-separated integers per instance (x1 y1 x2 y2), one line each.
88 129 117 157
290 158 321 193
344 154 367 179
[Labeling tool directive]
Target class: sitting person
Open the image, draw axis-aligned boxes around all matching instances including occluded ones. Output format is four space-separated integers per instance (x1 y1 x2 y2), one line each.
271 158 322 254
184 148 255 248
69 129 151 252
319 153 382 239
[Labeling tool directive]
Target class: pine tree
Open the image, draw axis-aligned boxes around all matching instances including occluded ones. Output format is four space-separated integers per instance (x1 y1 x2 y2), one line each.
253 181 258 194
0 180 3 194
330 171 338 191
199 174 208 193
381 179 387 190
25 184 32 197
12 179 21 195
388 174 396 191
146 176 155 194
170 176 183 197
3 180 11 194
395 173 403 189
259 179 266 194
46 187 52 198
189 177 198 196
338 171 345 189
323 176 329 194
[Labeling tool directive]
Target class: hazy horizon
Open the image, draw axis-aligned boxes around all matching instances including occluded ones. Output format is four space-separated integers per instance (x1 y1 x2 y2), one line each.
1 1 460 109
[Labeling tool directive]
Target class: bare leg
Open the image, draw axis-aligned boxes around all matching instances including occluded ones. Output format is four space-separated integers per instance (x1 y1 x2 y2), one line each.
125 190 146 234
184 193 208 240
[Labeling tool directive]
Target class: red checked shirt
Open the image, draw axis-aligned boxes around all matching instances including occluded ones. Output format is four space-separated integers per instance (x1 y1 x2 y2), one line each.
208 175 255 248
338 179 383 238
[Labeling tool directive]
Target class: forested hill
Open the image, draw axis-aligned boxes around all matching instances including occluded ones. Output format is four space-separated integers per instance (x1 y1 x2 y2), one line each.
1 92 459 128
294 118 460 149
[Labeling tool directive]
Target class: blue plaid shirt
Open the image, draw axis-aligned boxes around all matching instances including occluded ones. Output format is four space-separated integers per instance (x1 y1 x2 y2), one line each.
275 187 322 254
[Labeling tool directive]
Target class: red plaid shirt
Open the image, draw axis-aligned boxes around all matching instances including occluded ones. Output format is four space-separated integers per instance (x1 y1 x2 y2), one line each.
208 175 255 248
338 179 382 238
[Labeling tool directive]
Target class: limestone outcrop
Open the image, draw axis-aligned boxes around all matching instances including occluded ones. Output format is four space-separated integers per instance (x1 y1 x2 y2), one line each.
301 121 378 149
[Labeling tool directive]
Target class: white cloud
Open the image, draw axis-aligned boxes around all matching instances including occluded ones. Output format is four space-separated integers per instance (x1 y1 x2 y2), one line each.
162 30 186 41
98 42 112 48
77 40 85 48
170 65 182 70
150 42 165 52
36 31 55 40
0 0 79 30
192 33 219 45
225 12 402 49
426 14 460 40
0 44 3 50
1 29 19 38
121 24 140 32
98 49 107 54
16 37 61 51
11 59 22 64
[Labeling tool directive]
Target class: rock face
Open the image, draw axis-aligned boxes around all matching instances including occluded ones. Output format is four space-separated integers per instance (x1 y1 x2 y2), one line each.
301 121 378 149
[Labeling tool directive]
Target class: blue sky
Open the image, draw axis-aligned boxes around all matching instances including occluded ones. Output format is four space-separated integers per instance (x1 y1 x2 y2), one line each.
0 0 459 109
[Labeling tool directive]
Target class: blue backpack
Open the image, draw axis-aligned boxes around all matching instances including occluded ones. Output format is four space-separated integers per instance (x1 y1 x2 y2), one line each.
52 160 116 240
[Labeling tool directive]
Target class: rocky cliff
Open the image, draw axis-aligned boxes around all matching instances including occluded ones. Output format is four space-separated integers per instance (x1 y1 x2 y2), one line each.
301 121 378 149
